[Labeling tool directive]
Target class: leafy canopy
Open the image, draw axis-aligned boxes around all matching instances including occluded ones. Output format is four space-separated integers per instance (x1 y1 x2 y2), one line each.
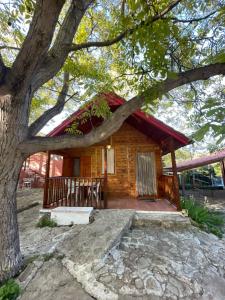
0 0 224 139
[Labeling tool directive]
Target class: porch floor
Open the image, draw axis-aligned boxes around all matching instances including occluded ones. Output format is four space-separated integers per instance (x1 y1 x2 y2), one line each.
107 197 177 211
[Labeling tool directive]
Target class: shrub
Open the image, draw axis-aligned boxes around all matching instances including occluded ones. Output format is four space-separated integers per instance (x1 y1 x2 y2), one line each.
0 279 20 300
181 197 224 238
36 215 57 228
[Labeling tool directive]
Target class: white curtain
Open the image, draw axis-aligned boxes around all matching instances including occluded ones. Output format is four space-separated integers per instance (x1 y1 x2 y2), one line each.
136 152 157 196
102 148 115 174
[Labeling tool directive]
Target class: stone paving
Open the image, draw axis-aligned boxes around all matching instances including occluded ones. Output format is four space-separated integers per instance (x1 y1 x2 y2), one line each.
16 189 225 300
95 225 225 300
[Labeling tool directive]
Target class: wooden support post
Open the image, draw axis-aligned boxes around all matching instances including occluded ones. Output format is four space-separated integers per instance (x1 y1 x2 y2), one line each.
43 151 51 208
104 147 108 209
170 139 181 211
181 172 186 197
220 159 225 186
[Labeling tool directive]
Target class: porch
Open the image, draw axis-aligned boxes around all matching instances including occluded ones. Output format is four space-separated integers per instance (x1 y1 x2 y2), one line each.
107 197 176 211
42 135 181 211
43 175 178 211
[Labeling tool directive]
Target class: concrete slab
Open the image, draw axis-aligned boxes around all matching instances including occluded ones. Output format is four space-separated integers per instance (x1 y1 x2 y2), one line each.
19 259 93 300
51 206 94 225
133 211 191 228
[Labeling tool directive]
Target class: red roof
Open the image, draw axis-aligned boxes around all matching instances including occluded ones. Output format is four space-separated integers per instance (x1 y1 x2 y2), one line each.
48 92 191 154
166 149 225 172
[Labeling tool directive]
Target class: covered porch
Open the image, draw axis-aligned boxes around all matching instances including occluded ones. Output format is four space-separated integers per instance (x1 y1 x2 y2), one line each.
43 146 180 211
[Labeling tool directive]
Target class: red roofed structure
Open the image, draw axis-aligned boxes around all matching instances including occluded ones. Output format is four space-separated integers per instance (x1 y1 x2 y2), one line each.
48 92 190 154
166 149 225 187
43 92 191 211
168 149 225 172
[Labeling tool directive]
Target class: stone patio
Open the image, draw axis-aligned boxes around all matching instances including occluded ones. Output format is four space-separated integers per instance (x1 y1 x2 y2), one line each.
17 189 225 300
97 226 225 300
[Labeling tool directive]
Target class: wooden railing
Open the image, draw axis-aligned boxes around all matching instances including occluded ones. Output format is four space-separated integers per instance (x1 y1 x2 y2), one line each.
43 177 105 209
161 175 177 207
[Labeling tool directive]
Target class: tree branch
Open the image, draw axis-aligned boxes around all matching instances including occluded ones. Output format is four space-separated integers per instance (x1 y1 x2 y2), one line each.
70 0 182 52
18 62 225 154
171 10 217 23
0 45 20 51
0 53 9 84
28 72 69 137
6 0 65 93
32 0 93 92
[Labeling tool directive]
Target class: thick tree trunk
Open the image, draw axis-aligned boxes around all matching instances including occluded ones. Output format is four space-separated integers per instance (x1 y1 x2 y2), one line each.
0 89 27 282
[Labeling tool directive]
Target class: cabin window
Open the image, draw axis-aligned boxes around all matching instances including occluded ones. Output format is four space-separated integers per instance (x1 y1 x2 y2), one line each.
73 158 80 177
102 148 115 174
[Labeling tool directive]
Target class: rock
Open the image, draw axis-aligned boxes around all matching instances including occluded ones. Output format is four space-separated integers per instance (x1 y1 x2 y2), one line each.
20 259 92 300
99 274 113 284
144 275 163 296
134 278 144 289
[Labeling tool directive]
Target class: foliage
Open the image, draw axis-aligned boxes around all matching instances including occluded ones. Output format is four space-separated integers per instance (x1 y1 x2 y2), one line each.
65 97 112 135
181 198 224 238
0 279 20 300
192 84 225 144
163 148 193 167
36 215 57 228
1 0 225 136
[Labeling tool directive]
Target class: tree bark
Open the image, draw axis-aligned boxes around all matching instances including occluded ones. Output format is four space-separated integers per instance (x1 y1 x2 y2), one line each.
0 88 27 282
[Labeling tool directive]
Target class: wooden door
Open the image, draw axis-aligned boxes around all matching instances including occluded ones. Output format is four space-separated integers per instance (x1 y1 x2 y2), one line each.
62 157 73 176
80 156 91 177
136 152 157 196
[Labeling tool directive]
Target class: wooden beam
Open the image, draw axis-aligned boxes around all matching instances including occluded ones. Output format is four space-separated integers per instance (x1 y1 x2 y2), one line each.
170 139 181 211
43 151 51 208
104 147 108 209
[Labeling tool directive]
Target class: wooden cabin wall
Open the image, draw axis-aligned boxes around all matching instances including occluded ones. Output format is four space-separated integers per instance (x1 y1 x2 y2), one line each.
61 122 163 198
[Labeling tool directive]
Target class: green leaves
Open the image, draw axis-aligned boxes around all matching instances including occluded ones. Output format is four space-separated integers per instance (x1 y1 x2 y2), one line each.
181 197 224 238
65 97 112 136
0 279 21 300
193 124 210 141
1 0 224 137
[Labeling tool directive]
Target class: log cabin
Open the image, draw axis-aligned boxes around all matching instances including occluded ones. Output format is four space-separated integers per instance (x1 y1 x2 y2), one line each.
43 93 191 211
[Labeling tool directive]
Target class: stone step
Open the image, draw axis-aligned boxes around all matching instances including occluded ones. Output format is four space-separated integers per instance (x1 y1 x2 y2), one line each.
133 212 191 229
51 206 94 225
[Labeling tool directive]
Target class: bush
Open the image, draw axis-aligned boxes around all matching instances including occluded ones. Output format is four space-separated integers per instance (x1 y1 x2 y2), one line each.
0 279 20 300
181 197 224 238
36 215 57 228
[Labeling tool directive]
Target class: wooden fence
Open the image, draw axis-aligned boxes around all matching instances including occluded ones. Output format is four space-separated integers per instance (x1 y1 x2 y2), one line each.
43 177 105 209
161 175 178 207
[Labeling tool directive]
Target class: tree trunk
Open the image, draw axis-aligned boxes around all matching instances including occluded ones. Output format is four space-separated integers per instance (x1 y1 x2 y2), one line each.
0 89 27 282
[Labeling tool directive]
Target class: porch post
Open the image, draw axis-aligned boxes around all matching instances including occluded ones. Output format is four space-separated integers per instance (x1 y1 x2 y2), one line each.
104 147 108 208
170 139 181 211
181 172 186 197
43 151 51 208
221 159 225 186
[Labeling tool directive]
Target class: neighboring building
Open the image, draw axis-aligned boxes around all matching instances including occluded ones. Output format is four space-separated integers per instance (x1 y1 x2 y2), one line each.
165 149 225 191
19 152 63 188
42 93 191 211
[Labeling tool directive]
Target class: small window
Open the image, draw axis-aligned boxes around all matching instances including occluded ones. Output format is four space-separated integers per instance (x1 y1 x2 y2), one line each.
102 148 115 174
73 158 80 177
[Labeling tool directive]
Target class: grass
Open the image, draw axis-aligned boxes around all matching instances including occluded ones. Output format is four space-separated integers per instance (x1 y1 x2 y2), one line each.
36 214 57 228
181 197 224 238
0 279 20 300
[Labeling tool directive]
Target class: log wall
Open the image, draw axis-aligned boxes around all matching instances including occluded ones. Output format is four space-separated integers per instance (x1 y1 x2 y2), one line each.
61 122 163 198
